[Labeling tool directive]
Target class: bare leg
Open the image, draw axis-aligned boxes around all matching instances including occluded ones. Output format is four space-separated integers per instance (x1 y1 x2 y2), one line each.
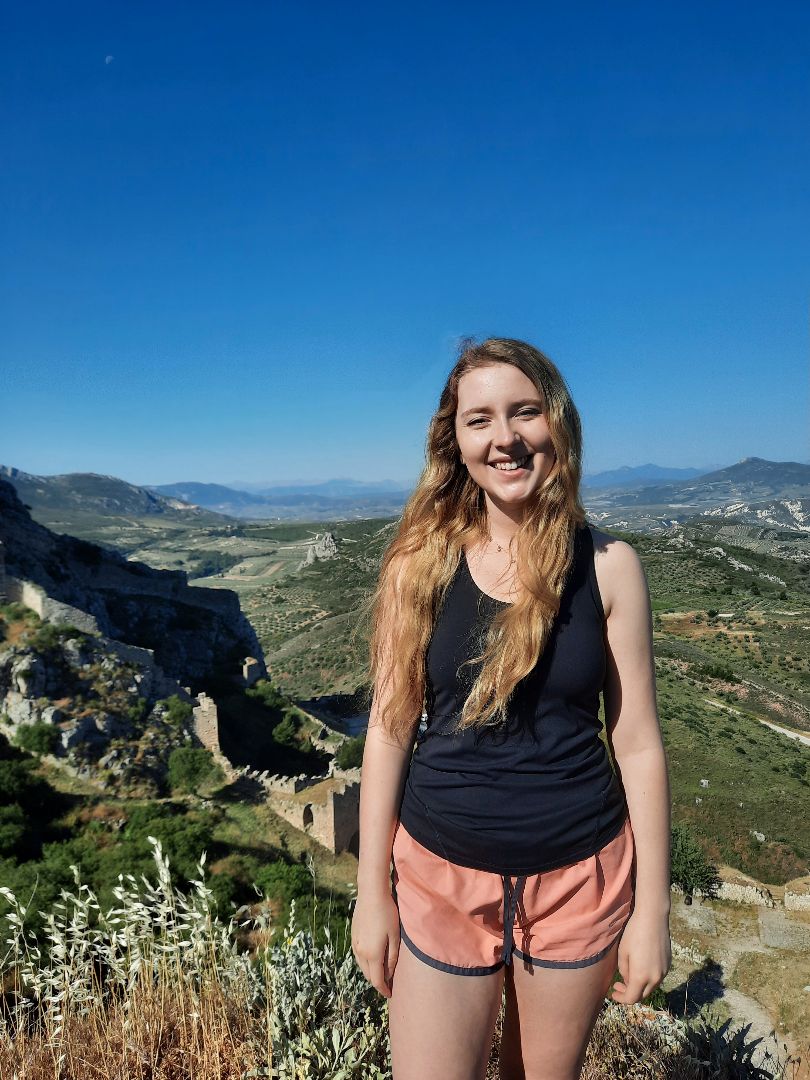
389 942 505 1080
497 937 619 1080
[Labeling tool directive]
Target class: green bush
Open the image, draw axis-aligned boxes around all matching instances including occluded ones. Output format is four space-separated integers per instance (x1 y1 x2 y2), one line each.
122 804 216 884
272 712 300 748
13 722 60 756
126 697 148 726
0 602 31 622
27 623 86 654
246 678 287 711
335 733 365 770
0 804 27 858
207 870 239 913
694 662 738 683
254 860 314 905
0 734 71 863
161 694 194 729
167 747 225 795
670 822 721 900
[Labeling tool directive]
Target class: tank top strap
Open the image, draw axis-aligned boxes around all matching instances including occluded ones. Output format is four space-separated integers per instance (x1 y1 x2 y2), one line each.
579 524 605 622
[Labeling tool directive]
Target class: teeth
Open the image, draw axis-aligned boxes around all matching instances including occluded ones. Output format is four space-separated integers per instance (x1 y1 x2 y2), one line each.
492 455 529 471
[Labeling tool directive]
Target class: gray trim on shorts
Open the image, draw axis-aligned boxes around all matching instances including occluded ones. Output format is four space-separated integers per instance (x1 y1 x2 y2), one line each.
512 928 621 969
398 921 505 977
397 922 624 978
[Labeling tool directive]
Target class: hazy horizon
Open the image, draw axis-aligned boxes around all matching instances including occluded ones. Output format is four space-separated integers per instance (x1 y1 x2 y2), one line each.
4 456 792 494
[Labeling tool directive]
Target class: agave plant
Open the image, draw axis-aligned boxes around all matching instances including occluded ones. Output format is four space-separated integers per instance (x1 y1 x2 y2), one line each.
682 1013 781 1079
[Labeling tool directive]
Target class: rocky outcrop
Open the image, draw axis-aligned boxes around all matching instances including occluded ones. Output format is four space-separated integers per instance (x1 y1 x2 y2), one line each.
298 531 338 569
0 477 266 689
0 622 202 794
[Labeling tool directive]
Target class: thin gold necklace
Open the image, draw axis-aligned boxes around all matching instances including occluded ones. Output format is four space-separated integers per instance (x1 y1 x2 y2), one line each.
487 534 515 561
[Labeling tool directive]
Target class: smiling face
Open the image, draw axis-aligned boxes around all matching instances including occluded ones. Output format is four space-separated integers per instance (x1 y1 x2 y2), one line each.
454 363 557 515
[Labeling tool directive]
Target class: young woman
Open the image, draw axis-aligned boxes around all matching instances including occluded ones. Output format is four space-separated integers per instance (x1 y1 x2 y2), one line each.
351 338 671 1080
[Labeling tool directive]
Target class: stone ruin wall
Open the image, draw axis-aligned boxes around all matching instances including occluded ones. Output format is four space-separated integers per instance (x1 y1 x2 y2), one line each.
329 778 361 854
675 878 810 953
785 885 810 912
5 575 101 635
232 763 361 855
690 878 810 913
712 881 775 907
268 777 360 856
192 692 221 753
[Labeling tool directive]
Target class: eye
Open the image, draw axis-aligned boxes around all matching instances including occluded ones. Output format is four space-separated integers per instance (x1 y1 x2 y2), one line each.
465 408 540 427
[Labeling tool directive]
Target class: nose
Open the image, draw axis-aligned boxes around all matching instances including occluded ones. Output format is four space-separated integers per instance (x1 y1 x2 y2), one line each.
493 415 523 447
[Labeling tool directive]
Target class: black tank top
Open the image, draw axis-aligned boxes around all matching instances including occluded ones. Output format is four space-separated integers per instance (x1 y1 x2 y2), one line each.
397 524 628 876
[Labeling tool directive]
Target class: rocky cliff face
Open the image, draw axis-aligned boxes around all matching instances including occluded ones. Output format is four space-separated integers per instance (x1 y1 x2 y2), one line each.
0 618 197 795
0 477 266 689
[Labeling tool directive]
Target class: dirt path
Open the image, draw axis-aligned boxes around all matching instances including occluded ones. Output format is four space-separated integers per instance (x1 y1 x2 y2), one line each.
703 695 810 746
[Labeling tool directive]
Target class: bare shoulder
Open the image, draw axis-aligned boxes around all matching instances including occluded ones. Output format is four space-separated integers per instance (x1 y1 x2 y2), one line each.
587 526 647 621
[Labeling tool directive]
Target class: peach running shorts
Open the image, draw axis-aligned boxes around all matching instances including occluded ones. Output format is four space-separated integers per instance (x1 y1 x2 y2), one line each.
390 814 635 976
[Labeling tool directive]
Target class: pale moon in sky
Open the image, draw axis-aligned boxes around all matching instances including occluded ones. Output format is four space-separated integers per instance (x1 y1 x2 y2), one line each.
105 55 114 65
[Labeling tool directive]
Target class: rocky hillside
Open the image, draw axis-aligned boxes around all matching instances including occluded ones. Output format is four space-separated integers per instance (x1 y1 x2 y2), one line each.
0 604 202 796
585 457 810 533
0 477 265 690
0 464 232 525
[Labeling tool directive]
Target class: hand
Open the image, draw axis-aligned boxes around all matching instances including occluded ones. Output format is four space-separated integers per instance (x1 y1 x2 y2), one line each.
609 908 671 1005
351 888 401 999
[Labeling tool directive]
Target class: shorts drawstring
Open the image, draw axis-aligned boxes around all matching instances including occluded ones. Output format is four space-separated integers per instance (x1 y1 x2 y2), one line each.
501 874 528 965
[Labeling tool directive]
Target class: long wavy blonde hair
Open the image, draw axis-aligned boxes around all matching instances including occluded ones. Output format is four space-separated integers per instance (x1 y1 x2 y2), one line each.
362 337 587 744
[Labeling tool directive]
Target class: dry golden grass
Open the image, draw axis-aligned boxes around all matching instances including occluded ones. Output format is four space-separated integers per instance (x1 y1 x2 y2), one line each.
1 966 270 1079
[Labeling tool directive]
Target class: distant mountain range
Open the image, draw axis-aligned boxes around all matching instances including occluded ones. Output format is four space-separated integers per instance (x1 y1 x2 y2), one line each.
2 458 808 532
225 478 412 497
148 478 411 517
581 463 720 489
0 465 231 527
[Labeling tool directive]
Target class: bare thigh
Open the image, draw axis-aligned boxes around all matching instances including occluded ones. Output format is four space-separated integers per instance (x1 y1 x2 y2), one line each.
388 943 505 1080
498 937 619 1080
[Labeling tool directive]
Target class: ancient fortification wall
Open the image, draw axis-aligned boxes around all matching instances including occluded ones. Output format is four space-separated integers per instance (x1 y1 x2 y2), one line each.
5 575 101 635
192 692 221 752
232 763 361 855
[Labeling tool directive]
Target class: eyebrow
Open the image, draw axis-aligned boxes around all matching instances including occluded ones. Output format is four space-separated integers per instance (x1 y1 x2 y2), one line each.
459 397 543 418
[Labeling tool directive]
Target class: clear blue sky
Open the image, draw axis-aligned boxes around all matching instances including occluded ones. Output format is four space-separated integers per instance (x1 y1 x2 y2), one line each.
3 1 808 488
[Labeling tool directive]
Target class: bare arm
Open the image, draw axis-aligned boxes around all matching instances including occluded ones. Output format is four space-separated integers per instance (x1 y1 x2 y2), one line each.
598 534 672 1004
357 710 417 898
352 555 419 996
600 537 671 917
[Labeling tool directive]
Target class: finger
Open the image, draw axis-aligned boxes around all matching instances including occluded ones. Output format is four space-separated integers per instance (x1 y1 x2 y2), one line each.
384 933 401 989
369 957 391 999
387 933 400 977
617 947 629 981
